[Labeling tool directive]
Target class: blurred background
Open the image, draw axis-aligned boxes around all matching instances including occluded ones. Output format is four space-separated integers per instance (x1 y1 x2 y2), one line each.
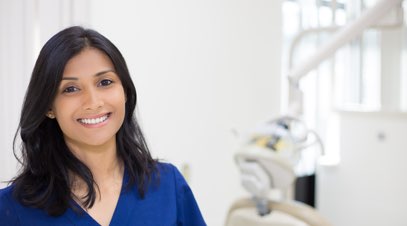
1 0 406 225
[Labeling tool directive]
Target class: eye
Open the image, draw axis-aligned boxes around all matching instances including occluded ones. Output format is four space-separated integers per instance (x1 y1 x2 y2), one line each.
99 79 113 87
63 86 79 93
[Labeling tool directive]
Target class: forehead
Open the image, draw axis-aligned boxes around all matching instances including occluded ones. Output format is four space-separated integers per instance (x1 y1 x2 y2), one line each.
63 48 114 78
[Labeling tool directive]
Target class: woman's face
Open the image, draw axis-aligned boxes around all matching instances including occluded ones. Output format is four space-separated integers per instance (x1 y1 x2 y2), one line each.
50 48 126 150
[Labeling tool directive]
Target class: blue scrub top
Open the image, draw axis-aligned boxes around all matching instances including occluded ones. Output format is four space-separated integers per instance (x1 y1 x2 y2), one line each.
0 163 206 226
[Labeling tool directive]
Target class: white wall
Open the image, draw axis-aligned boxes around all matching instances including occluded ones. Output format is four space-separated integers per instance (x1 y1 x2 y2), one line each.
0 0 28 186
0 0 283 225
89 1 282 225
0 0 91 185
318 111 407 226
316 4 407 225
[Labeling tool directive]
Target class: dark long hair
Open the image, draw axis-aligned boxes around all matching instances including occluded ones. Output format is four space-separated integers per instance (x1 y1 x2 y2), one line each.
12 26 157 216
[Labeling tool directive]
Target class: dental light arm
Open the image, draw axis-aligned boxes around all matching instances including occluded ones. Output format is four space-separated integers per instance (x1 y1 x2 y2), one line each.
287 0 404 116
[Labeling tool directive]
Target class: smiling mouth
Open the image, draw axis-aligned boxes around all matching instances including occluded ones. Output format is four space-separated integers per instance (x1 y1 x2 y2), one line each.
77 113 111 125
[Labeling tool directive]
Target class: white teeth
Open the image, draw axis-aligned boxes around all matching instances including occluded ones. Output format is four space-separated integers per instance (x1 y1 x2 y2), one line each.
79 114 109 125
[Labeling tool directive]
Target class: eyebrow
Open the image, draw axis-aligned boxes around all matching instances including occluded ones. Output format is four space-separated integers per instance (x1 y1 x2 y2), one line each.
62 69 116 80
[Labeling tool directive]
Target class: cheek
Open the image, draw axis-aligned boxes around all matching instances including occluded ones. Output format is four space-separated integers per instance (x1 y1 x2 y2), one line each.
111 88 126 110
52 99 77 126
114 91 127 124
117 94 127 120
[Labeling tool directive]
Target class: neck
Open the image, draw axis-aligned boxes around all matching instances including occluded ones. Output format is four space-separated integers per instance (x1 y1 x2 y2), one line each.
83 153 123 184
65 137 124 187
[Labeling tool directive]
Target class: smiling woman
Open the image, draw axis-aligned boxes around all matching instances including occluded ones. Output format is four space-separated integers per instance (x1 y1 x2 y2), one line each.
0 26 206 226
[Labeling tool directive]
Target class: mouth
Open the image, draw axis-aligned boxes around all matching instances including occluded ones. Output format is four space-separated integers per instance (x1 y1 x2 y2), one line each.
77 113 111 125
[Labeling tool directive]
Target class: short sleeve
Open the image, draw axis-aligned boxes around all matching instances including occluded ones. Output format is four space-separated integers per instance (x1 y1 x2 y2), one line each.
172 166 206 226
0 187 20 225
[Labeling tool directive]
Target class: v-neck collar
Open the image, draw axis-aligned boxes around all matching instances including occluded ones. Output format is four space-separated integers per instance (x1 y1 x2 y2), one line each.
65 168 134 226
108 170 138 226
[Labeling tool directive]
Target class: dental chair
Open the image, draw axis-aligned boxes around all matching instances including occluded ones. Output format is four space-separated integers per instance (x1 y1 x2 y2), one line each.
225 117 332 226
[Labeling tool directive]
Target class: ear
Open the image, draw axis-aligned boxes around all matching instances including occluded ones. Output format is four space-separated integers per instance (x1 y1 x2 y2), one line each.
46 110 56 119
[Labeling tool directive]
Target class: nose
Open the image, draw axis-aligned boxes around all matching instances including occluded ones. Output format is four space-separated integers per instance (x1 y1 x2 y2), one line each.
82 88 104 111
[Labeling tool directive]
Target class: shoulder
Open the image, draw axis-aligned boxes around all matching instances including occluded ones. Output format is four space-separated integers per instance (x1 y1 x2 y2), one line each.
154 162 188 190
0 185 13 204
151 162 181 190
155 162 181 178
0 185 20 225
153 162 196 196
0 185 16 209
154 162 206 225
155 161 176 172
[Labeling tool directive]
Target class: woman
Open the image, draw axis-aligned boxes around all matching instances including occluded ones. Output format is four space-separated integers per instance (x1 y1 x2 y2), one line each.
0 26 206 226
